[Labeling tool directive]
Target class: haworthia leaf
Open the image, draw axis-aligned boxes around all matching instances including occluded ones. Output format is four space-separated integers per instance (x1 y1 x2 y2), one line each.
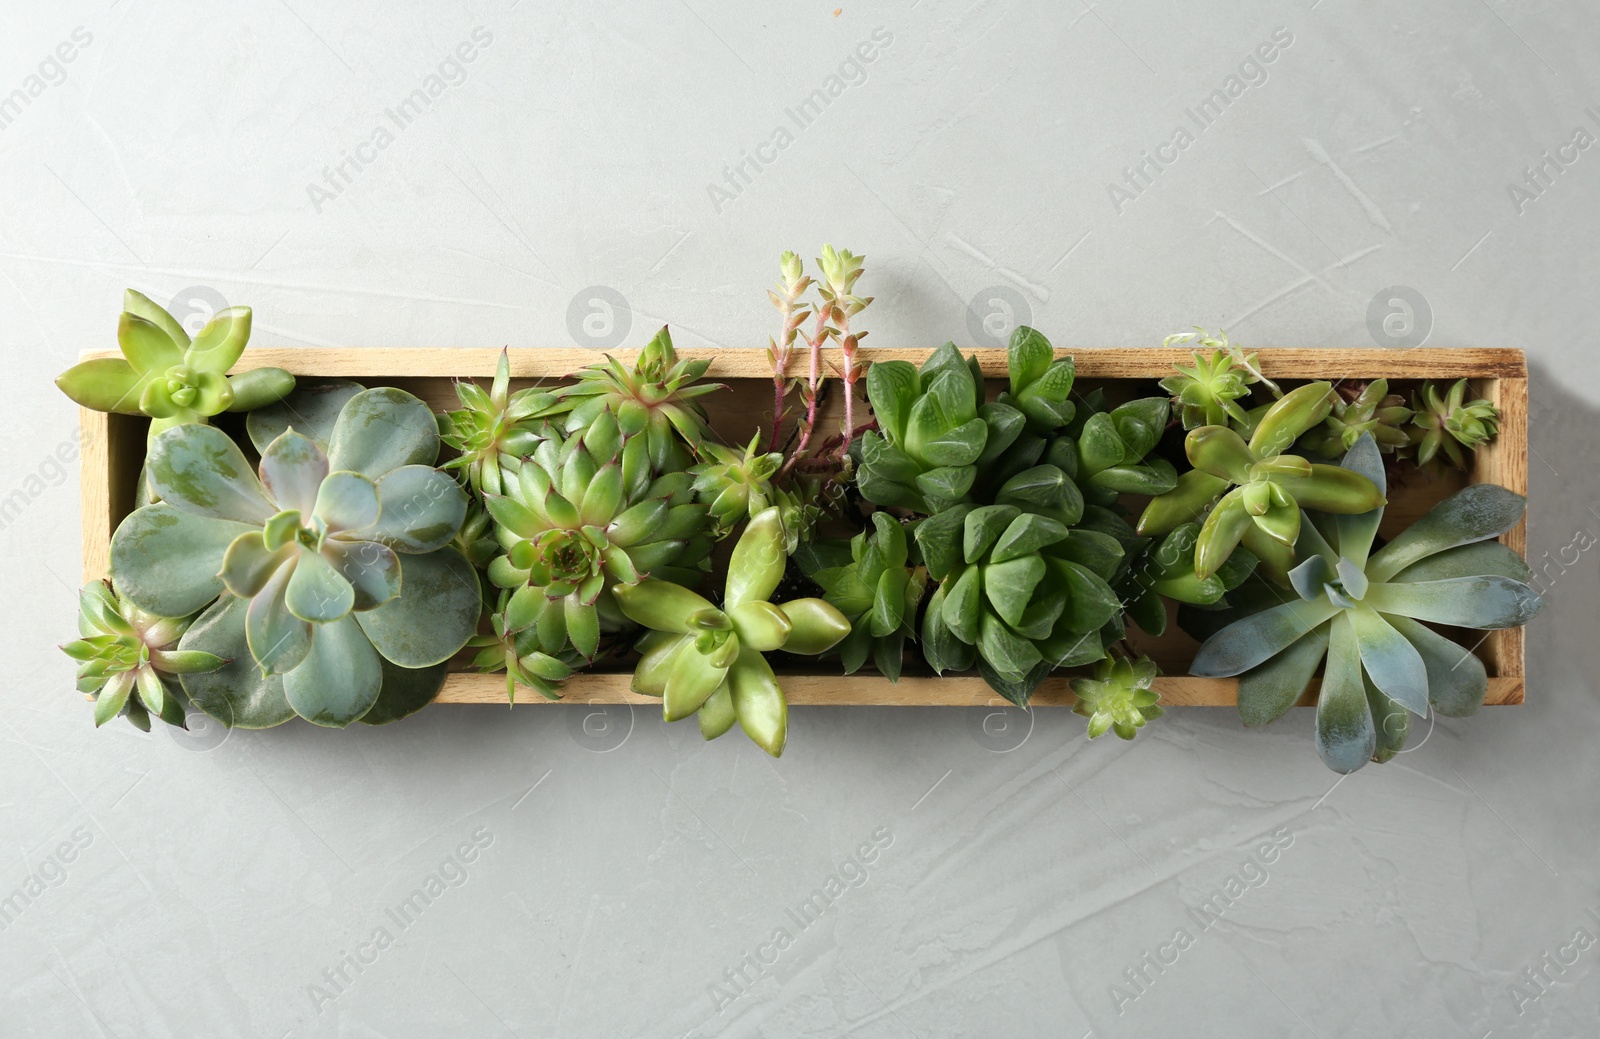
865 361 919 443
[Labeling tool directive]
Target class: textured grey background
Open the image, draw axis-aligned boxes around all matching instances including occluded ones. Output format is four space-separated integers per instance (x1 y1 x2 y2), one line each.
3 0 1598 1036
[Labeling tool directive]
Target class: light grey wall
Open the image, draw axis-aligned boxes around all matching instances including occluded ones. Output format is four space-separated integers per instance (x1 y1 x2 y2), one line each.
3 0 1597 1036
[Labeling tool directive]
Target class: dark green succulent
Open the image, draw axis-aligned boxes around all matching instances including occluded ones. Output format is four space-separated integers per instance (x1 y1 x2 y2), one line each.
555 326 722 472
1408 378 1499 469
916 502 1122 704
464 590 579 703
483 409 710 662
1190 435 1544 773
1139 382 1386 584
855 339 1028 514
804 513 928 681
56 290 294 447
1297 379 1413 458
1072 655 1164 740
1118 523 1259 637
110 384 480 728
61 580 226 730
614 508 851 756
438 349 561 495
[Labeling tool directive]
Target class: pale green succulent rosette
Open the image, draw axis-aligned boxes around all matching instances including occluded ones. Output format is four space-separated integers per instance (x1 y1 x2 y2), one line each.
55 290 295 446
1072 655 1164 740
109 385 479 729
613 508 850 757
1189 434 1544 774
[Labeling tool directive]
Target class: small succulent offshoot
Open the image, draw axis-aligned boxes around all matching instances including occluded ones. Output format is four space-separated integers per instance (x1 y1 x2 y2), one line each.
1297 379 1413 459
1408 378 1500 469
56 290 294 448
1072 655 1164 740
691 433 785 538
613 508 851 756
1160 329 1266 430
465 591 579 703
111 384 481 729
555 326 722 473
438 349 562 496
1190 434 1545 773
61 580 227 730
1140 382 1386 584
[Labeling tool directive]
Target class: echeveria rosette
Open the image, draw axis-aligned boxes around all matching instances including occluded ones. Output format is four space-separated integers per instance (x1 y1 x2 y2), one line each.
805 513 929 682
1189 434 1545 774
61 580 226 731
613 508 851 756
1409 378 1500 470
1139 382 1385 585
438 349 562 496
917 502 1123 705
1072 655 1164 740
856 340 1026 515
110 385 480 728
1297 379 1413 459
55 290 294 445
554 326 723 473
484 409 711 662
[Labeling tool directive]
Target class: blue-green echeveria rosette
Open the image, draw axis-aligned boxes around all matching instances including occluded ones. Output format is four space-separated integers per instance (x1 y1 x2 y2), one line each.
110 385 480 729
1188 434 1544 774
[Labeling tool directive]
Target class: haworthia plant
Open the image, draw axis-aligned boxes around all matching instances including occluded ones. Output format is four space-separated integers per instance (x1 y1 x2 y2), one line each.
803 512 928 681
110 384 480 728
1189 434 1544 774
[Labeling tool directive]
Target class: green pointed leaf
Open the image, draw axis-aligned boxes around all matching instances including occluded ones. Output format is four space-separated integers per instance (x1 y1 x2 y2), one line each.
1007 325 1052 396
920 417 988 467
698 685 738 740
55 358 146 414
614 580 718 633
866 361 919 443
118 312 183 373
776 598 851 655
963 505 1020 563
1334 435 1386 567
112 504 257 618
995 465 1083 526
990 513 1069 563
356 547 481 667
1251 382 1335 458
580 462 624 527
914 466 976 506
185 307 252 374
942 566 983 644
1053 559 1122 633
978 612 1042 677
976 402 1026 466
94 672 134 727
146 424 277 524
1390 541 1531 584
663 643 729 721
725 507 786 609
225 367 296 413
1316 613 1376 774
1190 597 1341 677
982 557 1046 629
283 615 383 727
729 646 787 756
914 505 972 581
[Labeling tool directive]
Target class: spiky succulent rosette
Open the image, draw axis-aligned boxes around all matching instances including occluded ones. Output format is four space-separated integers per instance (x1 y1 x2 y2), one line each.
555 326 722 472
691 433 785 538
465 590 580 703
803 513 928 681
613 508 851 756
61 580 226 730
1140 382 1387 584
483 409 711 661
1161 347 1259 430
1190 435 1544 773
1072 655 1164 740
439 349 562 495
1408 378 1500 469
56 290 294 446
109 383 480 729
1298 379 1413 459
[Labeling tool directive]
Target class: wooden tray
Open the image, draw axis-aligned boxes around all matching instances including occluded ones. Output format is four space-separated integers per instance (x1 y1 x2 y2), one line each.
77 347 1528 709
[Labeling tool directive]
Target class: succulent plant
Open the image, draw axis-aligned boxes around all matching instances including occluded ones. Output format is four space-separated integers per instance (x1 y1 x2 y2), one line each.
110 384 480 728
614 508 851 756
1297 379 1413 458
1072 655 1164 740
1190 434 1544 773
1408 378 1500 469
483 409 710 662
465 590 579 703
995 326 1078 434
916 502 1123 703
1119 523 1259 637
438 349 561 495
555 326 722 472
1160 344 1260 430
61 580 226 730
804 512 929 681
56 290 294 446
691 433 785 538
1139 382 1386 584
855 339 1027 514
